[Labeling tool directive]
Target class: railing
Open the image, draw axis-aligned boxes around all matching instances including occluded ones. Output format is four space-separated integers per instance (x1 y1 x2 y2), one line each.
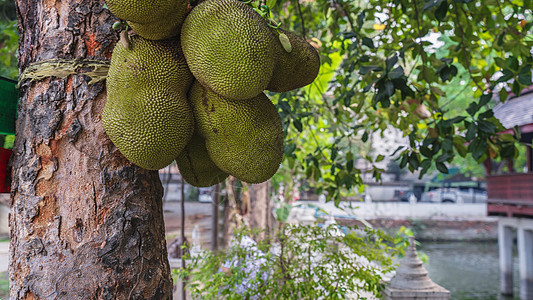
487 173 533 218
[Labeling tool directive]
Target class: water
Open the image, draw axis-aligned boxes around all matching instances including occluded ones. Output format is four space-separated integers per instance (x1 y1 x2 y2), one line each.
419 241 520 300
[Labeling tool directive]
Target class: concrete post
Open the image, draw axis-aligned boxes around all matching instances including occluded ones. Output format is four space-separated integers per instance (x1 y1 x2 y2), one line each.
499 223 515 295
517 228 533 299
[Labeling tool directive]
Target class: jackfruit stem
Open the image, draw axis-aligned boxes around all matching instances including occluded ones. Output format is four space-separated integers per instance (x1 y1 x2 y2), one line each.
119 30 131 50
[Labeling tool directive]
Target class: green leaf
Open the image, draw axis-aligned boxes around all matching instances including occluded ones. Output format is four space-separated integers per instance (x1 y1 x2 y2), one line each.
376 154 385 162
436 153 453 162
284 143 297 156
388 66 404 79
479 93 492 107
384 80 395 97
386 55 398 71
362 37 375 49
499 88 509 102
362 131 369 142
436 162 449 174
453 138 468 157
468 139 487 160
478 120 496 133
435 0 448 22
512 80 521 96
391 146 405 157
423 0 444 10
330 146 338 160
466 123 477 141
359 65 382 74
346 152 354 172
518 71 532 86
293 118 303 132
399 153 408 168
278 100 291 113
497 69 514 83
359 55 370 62
507 56 519 71
266 0 277 9
420 146 433 158
466 101 479 116
500 145 516 158
442 138 453 151
408 153 420 169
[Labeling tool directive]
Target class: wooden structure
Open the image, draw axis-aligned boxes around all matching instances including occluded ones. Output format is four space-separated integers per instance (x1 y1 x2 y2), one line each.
489 88 533 299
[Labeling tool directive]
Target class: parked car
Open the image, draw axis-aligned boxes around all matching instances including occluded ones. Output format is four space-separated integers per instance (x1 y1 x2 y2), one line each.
198 187 213 202
422 187 487 203
420 187 487 203
393 190 418 202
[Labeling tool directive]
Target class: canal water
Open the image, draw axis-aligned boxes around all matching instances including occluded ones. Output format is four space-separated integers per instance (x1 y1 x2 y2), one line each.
419 241 520 300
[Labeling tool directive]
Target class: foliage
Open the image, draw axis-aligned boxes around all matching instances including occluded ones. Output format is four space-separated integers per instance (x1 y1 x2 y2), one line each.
0 0 18 79
175 224 406 299
267 0 533 203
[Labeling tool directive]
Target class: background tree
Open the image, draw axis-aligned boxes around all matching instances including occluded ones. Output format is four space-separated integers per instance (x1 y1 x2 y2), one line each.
0 0 17 79
9 0 172 297
269 0 533 203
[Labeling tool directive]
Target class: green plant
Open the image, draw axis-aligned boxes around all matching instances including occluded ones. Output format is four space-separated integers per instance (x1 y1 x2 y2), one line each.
175 224 405 299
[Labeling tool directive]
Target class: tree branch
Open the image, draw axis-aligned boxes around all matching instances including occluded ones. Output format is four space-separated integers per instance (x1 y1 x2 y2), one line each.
296 0 306 39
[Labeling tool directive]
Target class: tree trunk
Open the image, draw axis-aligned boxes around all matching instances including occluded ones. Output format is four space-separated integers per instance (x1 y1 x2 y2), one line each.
222 177 273 245
249 181 272 241
10 0 173 298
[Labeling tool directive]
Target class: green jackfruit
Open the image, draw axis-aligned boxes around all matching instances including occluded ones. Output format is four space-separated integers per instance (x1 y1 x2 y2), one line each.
105 0 179 24
127 0 189 40
104 35 194 170
181 0 276 100
267 29 320 92
128 16 183 41
189 81 283 183
176 131 229 187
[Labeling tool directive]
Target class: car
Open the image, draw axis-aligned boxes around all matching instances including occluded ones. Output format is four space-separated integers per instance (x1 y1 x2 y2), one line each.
394 190 418 202
198 187 213 202
420 187 487 203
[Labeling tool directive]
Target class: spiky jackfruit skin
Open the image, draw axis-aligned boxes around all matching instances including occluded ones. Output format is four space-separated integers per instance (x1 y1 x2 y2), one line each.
176 132 229 187
181 0 277 100
127 0 189 40
104 36 194 170
129 17 182 41
105 0 178 24
189 81 283 183
267 29 320 92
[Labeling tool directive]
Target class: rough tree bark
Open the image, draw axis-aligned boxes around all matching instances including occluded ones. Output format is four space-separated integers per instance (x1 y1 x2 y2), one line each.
222 177 273 246
248 181 272 241
10 0 172 298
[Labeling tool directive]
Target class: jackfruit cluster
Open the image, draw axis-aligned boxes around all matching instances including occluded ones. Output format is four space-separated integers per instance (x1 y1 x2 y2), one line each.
103 0 320 186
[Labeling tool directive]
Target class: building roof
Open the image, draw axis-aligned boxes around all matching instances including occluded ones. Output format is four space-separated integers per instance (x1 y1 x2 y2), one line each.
493 89 533 130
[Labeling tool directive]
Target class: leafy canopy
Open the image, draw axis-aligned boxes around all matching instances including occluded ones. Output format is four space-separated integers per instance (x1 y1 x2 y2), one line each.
267 0 532 203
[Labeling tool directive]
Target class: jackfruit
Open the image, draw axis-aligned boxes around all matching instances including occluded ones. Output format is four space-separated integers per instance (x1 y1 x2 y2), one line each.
128 17 182 41
189 81 283 183
104 35 194 170
176 131 229 187
105 0 178 24
267 29 320 92
127 0 189 40
181 0 276 100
